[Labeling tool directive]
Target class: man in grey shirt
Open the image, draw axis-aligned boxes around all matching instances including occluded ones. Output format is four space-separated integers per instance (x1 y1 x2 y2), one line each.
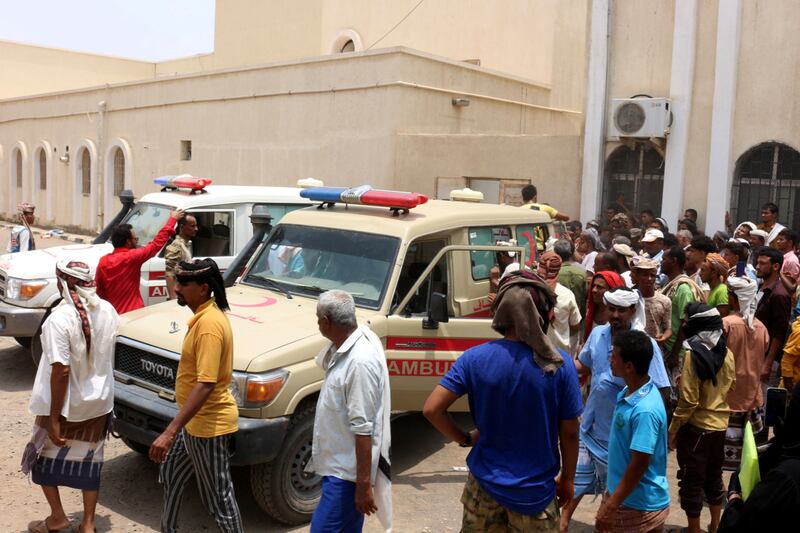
309 290 392 532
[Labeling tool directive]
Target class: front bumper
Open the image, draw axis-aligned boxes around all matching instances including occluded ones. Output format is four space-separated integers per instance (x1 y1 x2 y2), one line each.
0 300 46 337
113 380 290 466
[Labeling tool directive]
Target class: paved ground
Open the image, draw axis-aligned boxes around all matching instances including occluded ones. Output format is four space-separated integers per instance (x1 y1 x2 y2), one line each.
0 226 714 532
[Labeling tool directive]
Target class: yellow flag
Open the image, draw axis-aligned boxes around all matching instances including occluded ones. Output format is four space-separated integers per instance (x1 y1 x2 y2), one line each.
739 420 761 500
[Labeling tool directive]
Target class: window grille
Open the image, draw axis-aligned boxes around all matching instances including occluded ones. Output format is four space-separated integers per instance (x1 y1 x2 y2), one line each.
15 149 22 188
38 149 47 190
731 142 800 230
81 149 91 195
602 144 664 217
113 148 125 196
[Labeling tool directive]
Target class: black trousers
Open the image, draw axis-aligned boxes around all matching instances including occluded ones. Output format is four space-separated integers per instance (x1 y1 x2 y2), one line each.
676 424 726 518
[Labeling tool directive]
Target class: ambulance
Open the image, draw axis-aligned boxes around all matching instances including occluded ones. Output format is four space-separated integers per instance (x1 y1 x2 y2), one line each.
0 175 314 363
111 185 562 525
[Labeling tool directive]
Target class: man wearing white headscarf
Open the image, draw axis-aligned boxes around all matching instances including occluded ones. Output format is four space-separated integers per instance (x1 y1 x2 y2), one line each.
723 276 769 471
562 287 671 532
22 260 119 533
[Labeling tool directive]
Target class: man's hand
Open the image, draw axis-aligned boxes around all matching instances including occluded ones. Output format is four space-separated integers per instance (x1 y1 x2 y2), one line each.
555 474 574 508
170 208 185 221
149 428 177 463
668 430 678 451
595 497 618 532
354 481 378 515
48 417 66 447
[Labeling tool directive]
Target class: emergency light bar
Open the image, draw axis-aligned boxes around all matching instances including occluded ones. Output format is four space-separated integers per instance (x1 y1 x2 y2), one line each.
300 185 428 213
154 174 212 194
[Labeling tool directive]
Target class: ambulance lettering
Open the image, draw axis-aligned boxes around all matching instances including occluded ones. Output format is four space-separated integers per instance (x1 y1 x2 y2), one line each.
149 285 168 298
388 359 455 377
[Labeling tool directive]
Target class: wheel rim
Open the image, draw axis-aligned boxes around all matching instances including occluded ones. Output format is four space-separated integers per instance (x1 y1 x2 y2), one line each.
288 437 320 500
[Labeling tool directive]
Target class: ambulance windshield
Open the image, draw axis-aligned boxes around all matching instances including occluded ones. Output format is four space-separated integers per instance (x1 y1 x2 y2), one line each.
243 224 400 309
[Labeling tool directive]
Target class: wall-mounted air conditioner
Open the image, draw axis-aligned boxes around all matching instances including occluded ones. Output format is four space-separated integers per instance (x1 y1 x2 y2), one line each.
607 97 671 139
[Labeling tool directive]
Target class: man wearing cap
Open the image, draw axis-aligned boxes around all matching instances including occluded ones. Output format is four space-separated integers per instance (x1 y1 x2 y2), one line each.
724 276 769 470
640 229 664 261
612 244 636 288
630 257 672 347
7 203 36 253
562 287 671 532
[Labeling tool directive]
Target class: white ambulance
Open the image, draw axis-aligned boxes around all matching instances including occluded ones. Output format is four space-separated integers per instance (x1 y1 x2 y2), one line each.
0 175 314 363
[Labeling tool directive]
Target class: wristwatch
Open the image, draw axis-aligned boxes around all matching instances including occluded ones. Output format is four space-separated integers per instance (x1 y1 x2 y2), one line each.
459 431 472 448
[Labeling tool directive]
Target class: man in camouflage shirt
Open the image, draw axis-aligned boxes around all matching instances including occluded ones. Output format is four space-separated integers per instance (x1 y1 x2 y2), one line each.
164 215 197 299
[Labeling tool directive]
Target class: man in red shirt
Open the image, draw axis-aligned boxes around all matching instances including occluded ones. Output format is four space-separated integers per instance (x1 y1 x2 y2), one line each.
96 209 184 314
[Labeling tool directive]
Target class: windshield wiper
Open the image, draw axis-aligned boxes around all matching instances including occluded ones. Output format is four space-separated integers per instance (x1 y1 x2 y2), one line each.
248 274 293 299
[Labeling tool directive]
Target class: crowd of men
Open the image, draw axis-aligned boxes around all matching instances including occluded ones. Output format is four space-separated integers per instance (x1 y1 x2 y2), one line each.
10 189 800 532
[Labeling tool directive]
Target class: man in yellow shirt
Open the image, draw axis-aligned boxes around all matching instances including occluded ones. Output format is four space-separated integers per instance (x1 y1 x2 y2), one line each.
520 184 570 221
149 258 242 533
668 303 735 533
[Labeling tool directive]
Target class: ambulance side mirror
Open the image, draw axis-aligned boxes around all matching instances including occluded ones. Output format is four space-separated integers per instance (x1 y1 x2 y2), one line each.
423 292 449 329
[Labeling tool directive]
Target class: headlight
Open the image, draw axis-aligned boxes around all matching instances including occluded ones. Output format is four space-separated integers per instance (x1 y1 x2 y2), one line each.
5 277 49 301
229 368 289 408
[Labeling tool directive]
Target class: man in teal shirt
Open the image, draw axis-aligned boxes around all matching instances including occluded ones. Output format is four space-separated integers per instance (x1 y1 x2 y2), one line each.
596 329 670 532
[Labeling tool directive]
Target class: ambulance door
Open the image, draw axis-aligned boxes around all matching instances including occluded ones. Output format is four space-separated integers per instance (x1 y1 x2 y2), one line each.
385 242 526 412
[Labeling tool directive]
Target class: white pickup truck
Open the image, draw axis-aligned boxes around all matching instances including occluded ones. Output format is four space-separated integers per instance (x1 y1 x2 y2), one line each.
0 178 314 363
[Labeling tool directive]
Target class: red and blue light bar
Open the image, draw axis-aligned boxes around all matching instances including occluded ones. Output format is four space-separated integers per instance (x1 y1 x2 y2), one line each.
300 185 428 210
154 174 212 192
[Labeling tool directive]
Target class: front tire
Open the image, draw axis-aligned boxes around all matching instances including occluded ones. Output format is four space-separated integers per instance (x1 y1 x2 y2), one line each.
30 332 43 367
250 403 320 525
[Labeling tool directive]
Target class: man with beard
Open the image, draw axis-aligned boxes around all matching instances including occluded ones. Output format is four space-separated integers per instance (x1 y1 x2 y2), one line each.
754 248 792 384
149 259 243 533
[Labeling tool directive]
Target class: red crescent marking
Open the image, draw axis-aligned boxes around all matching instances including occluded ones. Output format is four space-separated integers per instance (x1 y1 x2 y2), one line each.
229 296 278 308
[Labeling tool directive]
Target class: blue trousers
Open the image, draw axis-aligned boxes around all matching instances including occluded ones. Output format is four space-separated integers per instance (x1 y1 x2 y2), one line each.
310 476 365 533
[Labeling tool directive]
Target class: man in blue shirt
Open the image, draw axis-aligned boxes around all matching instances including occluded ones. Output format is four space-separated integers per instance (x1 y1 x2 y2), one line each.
424 277 583 532
561 287 670 533
596 329 670 532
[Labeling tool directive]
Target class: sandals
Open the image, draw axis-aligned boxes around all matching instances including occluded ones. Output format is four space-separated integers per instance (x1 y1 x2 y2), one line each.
27 518 72 533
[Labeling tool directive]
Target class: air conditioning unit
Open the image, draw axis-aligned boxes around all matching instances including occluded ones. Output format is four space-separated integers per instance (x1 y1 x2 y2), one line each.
607 97 671 139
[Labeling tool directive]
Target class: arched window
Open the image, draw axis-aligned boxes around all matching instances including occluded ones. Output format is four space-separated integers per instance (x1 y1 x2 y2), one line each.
113 147 125 196
80 148 91 195
340 39 355 53
38 148 47 190
731 142 800 230
602 144 664 216
15 148 22 188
